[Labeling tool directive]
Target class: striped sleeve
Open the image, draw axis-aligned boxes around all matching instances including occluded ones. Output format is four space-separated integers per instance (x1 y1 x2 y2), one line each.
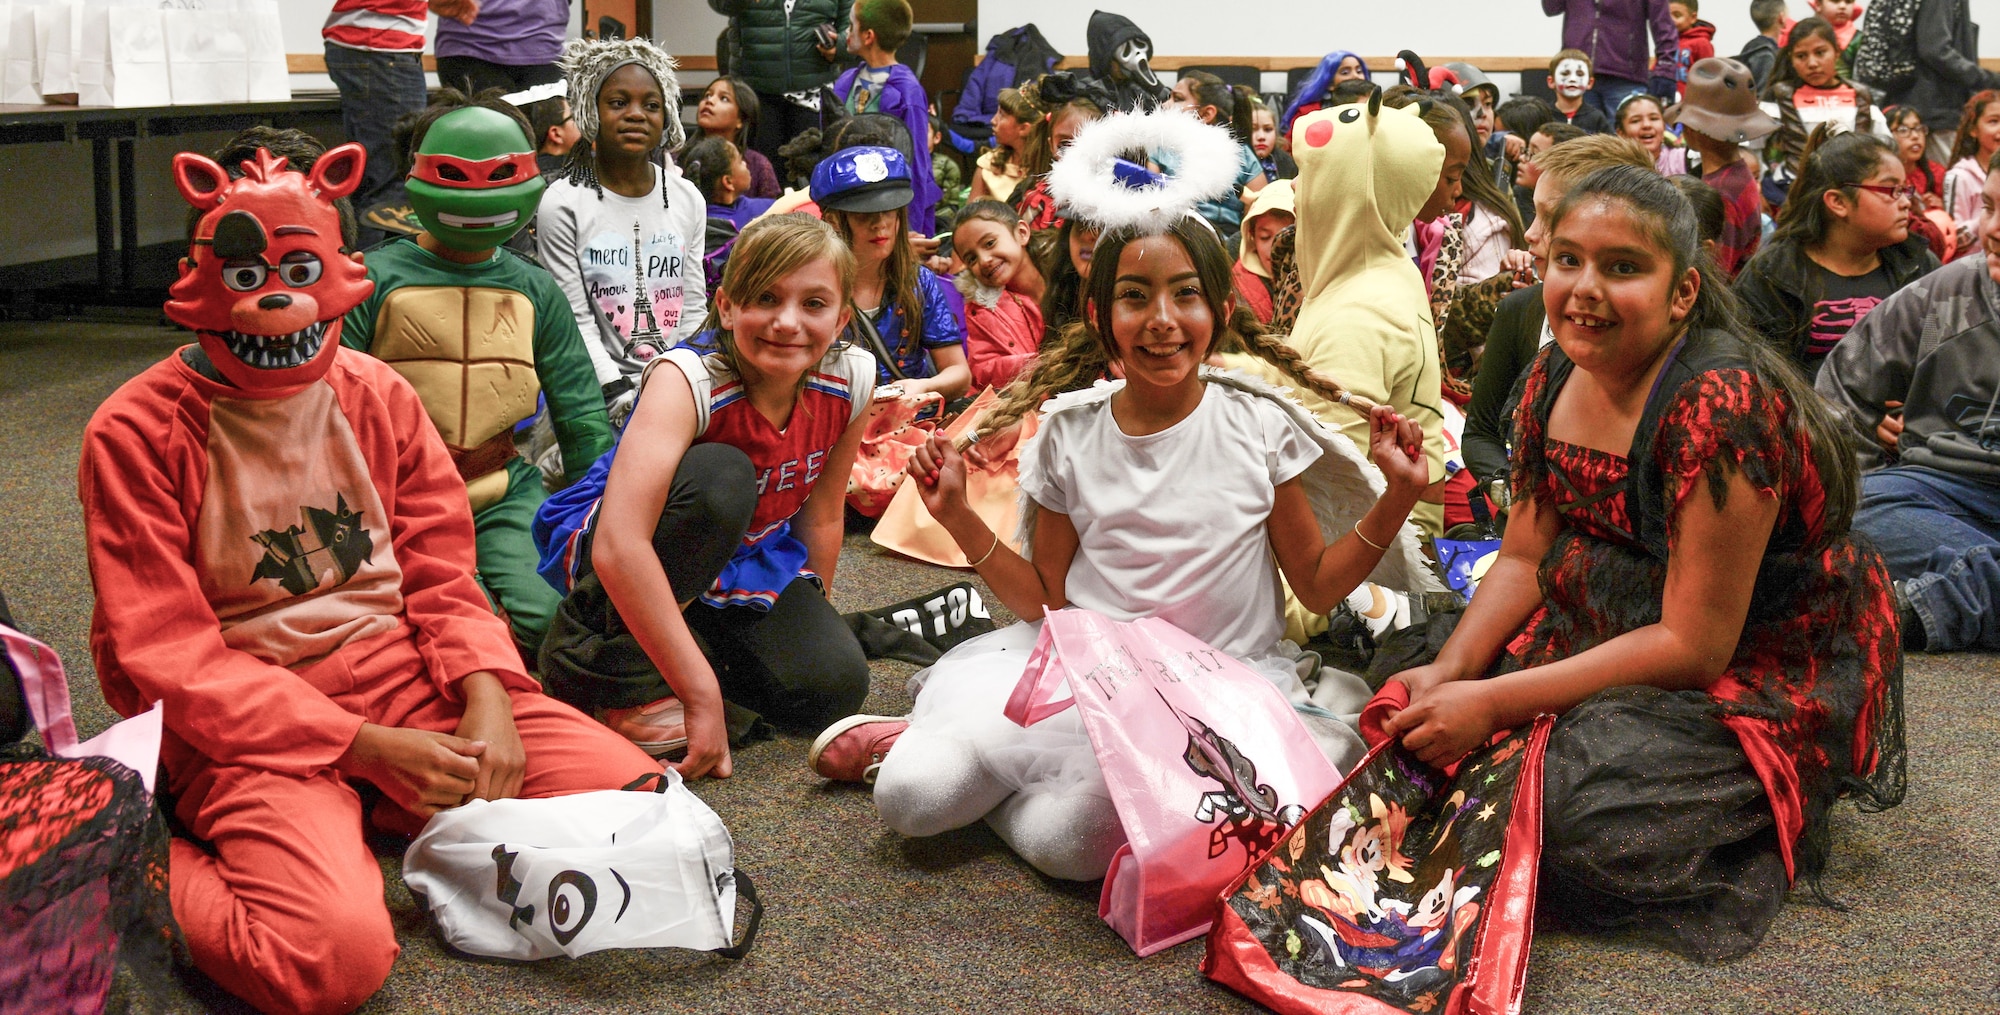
322 0 427 51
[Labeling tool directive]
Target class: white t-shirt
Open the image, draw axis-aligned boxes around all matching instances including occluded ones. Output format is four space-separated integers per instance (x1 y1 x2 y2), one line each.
1018 380 1323 661
536 162 708 385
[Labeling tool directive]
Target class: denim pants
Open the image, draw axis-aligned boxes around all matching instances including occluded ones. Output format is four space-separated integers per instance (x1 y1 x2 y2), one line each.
322 43 429 212
1585 75 1648 122
1854 465 2000 651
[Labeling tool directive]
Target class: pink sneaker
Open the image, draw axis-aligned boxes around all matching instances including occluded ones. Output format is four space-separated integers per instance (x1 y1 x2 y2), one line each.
808 714 908 783
598 696 688 758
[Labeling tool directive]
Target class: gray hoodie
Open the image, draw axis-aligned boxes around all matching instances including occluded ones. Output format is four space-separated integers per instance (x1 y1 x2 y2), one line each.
1815 255 2000 480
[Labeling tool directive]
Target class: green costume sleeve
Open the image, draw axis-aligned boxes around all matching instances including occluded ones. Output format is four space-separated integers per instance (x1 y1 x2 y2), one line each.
340 284 382 351
528 268 615 483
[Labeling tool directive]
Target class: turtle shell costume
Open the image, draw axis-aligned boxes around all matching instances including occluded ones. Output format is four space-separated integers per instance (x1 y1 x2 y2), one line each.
342 103 615 653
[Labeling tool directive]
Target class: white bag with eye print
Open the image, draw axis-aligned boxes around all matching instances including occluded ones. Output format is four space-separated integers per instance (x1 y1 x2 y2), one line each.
403 769 761 960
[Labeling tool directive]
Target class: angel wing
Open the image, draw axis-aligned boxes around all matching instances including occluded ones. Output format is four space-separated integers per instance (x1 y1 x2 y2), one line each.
1203 368 1445 595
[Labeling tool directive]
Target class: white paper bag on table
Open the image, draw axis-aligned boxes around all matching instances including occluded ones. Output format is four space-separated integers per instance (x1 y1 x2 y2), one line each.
162 0 245 104
32 0 79 101
0 1 43 105
76 0 167 107
238 0 284 100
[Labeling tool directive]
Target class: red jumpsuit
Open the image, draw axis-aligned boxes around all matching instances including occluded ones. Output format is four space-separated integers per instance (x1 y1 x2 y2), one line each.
79 347 658 1015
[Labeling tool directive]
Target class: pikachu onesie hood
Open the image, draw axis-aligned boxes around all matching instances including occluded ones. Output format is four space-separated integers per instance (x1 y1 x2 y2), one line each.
1222 94 1450 537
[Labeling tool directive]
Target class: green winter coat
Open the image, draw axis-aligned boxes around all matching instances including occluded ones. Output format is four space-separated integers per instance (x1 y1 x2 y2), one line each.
709 0 849 97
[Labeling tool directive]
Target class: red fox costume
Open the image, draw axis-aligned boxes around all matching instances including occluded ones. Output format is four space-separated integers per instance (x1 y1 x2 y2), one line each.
78 144 657 1014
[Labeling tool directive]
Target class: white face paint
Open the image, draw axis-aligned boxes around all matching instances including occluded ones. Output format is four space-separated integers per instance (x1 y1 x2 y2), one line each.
1553 59 1591 98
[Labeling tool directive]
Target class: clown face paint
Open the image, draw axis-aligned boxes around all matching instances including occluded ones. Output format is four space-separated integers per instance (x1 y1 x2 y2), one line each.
1552 59 1591 99
167 145 373 392
406 106 546 252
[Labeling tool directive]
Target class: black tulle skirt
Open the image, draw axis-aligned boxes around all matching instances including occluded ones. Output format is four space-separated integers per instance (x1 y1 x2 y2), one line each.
1535 685 1792 962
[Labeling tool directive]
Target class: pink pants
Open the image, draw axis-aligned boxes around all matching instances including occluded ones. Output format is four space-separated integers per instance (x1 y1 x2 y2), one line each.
165 631 658 1015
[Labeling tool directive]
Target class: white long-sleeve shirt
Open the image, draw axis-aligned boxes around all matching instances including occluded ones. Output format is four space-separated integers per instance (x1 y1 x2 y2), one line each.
536 163 707 385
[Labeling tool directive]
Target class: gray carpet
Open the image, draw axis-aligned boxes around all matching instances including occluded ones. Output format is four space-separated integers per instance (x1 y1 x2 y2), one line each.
4 319 1995 1014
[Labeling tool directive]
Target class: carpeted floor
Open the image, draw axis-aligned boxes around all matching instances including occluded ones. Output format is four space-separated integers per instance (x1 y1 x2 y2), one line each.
4 319 1995 1014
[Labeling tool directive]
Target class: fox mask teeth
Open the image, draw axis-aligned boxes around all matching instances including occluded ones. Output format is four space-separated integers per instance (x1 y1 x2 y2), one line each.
216 320 329 370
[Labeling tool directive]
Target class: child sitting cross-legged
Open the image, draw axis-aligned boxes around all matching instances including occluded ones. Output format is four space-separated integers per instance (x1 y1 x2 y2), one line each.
806 116 1437 880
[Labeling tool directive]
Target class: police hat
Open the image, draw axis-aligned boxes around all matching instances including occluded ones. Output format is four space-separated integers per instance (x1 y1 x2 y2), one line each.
810 145 914 214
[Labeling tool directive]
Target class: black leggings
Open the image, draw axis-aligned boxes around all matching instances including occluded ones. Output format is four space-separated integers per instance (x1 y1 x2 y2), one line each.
539 444 869 730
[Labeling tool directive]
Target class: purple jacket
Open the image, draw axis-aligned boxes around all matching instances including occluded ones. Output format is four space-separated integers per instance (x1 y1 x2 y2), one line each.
1541 0 1677 86
435 0 569 66
832 62 941 236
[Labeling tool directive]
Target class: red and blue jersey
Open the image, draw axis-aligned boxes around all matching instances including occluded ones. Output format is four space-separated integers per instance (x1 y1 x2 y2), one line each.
534 345 875 610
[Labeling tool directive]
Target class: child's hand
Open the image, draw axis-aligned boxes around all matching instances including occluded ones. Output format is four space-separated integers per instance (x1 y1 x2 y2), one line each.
336 723 485 818
1497 249 1537 288
1503 132 1526 163
1386 661 1464 702
1876 400 1905 453
963 419 1023 469
1367 405 1429 500
453 672 525 802
674 696 734 781
1381 679 1497 770
909 430 969 520
427 0 479 26
909 232 952 274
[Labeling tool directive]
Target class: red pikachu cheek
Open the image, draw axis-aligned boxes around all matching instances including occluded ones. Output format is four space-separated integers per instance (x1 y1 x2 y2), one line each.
1304 120 1335 148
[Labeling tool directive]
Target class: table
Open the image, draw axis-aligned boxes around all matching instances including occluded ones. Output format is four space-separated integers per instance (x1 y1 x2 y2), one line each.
0 97 342 303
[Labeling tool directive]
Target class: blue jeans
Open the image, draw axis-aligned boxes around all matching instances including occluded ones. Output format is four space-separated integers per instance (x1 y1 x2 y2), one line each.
323 43 428 212
1585 76 1647 123
1853 466 2000 652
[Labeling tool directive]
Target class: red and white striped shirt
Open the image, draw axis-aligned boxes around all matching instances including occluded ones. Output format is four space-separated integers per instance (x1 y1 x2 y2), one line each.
323 0 427 52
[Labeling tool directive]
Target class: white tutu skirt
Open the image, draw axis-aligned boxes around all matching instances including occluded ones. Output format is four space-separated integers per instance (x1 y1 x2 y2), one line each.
903 620 1372 806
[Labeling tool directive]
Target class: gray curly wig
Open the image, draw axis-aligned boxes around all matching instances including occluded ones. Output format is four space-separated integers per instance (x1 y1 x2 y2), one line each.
560 36 684 149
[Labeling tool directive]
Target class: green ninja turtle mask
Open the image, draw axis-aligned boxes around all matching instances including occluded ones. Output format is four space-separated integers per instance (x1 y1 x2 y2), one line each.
406 105 547 252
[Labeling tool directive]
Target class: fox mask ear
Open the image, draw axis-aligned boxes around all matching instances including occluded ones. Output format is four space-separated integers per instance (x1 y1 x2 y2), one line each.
173 153 231 211
310 143 366 201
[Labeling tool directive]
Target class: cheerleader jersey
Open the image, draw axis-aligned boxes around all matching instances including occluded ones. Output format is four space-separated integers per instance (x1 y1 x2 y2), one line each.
535 344 876 609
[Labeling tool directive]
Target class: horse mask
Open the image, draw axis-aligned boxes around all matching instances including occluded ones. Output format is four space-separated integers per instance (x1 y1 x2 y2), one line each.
165 144 373 393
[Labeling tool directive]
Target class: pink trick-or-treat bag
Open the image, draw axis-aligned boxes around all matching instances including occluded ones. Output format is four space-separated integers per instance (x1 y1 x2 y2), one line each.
1005 608 1341 956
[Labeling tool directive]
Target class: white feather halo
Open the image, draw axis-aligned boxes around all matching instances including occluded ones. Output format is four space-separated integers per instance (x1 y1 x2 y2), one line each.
1046 108 1242 235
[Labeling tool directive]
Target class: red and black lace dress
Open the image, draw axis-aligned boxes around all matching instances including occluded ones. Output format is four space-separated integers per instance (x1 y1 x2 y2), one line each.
1501 330 1905 962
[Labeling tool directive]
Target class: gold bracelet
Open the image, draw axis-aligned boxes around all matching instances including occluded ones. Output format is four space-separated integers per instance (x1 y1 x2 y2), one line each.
1352 519 1390 551
967 531 1002 568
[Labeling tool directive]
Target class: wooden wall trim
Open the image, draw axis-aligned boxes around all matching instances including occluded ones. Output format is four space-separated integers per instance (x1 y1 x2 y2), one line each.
289 54 438 73
286 53 2000 76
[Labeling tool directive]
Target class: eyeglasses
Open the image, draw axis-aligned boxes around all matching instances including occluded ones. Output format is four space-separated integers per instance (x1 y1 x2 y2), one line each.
1843 181 1922 204
1890 125 1927 138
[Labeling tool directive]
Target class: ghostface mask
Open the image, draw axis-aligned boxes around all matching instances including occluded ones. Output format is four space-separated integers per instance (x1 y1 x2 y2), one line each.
1115 39 1161 89
165 145 373 392
406 105 547 252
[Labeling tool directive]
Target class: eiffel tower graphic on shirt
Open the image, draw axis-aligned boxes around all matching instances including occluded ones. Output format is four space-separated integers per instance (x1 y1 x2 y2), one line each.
625 222 664 360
